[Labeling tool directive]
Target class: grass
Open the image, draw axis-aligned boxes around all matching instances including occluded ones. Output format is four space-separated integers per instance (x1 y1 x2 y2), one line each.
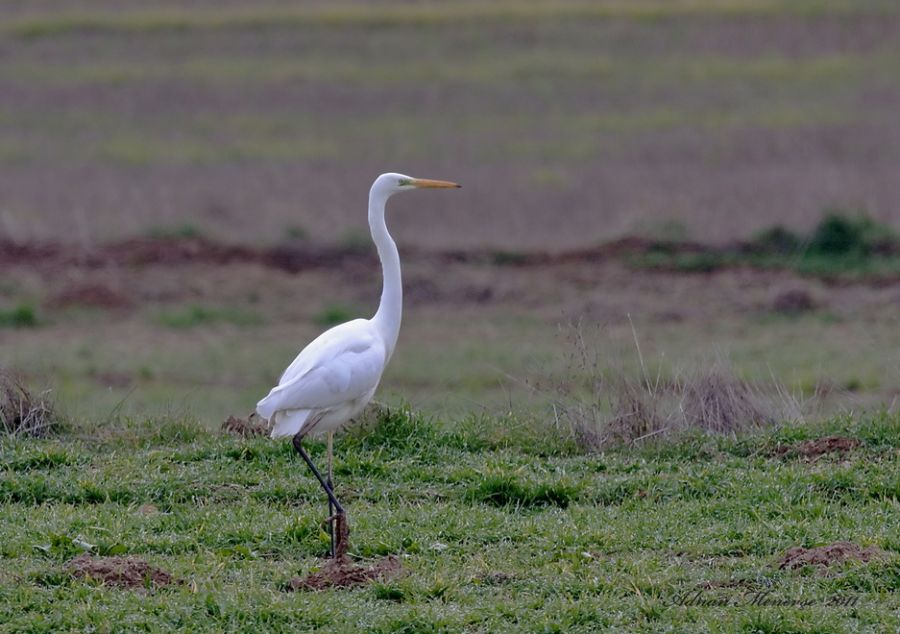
6 1 899 40
0 407 897 631
313 305 360 327
631 213 900 279
0 303 39 329
154 305 263 330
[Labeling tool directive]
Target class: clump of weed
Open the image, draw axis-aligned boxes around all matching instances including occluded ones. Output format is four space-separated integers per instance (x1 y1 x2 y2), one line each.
679 365 779 434
635 211 899 278
552 324 804 451
0 303 39 328
155 304 262 329
468 474 579 508
313 304 357 327
490 250 531 266
221 414 269 438
749 225 801 255
146 224 204 240
0 371 58 437
807 212 893 257
283 224 309 242
342 404 438 453
337 229 371 254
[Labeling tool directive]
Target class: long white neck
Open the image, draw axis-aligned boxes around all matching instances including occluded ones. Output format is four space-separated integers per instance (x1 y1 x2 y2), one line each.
369 187 402 356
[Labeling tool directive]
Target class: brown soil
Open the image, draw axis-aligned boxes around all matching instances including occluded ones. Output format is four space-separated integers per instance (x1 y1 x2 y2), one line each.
46 283 133 310
289 555 402 591
771 287 816 314
778 542 884 570
221 414 269 438
0 235 373 276
67 554 176 589
774 436 861 458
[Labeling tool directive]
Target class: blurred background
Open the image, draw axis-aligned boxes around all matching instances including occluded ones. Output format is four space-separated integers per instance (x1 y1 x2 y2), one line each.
1 0 899 425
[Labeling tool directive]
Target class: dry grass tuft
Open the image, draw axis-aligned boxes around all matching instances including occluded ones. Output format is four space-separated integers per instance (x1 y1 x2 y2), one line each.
0 370 57 438
553 323 805 451
221 414 269 438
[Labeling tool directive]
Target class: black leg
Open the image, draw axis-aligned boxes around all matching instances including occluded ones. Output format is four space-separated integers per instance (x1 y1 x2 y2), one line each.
292 433 344 514
326 431 335 558
326 474 336 558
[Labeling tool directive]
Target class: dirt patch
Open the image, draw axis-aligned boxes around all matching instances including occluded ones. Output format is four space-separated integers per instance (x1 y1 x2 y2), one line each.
221 414 269 437
46 283 133 310
0 371 56 437
67 555 176 589
778 542 884 570
87 237 256 269
289 555 402 591
775 436 860 458
771 287 816 314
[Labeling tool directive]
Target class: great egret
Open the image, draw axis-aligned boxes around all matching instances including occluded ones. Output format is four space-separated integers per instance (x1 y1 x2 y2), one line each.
256 172 460 558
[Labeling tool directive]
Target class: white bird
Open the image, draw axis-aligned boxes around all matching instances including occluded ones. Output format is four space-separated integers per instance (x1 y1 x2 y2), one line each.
255 172 460 557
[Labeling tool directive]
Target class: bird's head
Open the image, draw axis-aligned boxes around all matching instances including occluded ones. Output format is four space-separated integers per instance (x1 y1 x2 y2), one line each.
372 172 461 198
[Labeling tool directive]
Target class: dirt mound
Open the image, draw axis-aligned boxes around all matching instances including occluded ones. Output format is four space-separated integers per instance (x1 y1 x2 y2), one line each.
221 414 269 437
67 555 176 588
289 555 402 591
775 436 860 458
778 542 884 570
46 283 133 310
0 372 56 437
771 287 816 314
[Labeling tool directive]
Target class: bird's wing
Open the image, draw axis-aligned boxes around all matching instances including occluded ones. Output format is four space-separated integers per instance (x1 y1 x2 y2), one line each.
276 319 369 385
256 321 386 419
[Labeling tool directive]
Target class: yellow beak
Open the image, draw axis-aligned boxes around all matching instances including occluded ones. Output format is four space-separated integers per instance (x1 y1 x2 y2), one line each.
411 178 461 189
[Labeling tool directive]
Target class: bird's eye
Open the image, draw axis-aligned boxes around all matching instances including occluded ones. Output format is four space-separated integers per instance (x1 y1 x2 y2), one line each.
397 178 411 187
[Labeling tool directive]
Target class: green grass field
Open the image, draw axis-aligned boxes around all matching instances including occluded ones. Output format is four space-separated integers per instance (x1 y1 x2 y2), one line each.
1 408 897 632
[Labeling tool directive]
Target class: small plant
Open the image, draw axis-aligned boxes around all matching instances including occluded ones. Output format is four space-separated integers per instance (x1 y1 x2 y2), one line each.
338 229 371 253
750 225 801 255
283 224 309 242
632 211 899 278
147 224 204 240
313 304 356 327
490 250 531 266
0 303 39 328
0 371 57 437
155 305 262 329
807 211 893 256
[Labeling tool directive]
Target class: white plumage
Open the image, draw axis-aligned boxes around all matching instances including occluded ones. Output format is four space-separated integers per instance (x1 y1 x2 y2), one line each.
255 173 460 441
257 319 386 438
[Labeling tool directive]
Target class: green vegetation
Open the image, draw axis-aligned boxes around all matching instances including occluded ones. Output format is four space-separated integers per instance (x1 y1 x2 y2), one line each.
633 212 900 278
146 224 205 241
314 304 358 327
155 305 263 329
0 408 897 631
0 303 39 329
5 1 898 40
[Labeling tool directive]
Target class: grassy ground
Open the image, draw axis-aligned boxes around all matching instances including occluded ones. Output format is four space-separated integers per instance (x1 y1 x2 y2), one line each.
0 408 897 632
2 250 899 424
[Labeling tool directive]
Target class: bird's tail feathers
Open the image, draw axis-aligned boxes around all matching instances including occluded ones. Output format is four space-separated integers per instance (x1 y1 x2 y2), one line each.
269 409 312 439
